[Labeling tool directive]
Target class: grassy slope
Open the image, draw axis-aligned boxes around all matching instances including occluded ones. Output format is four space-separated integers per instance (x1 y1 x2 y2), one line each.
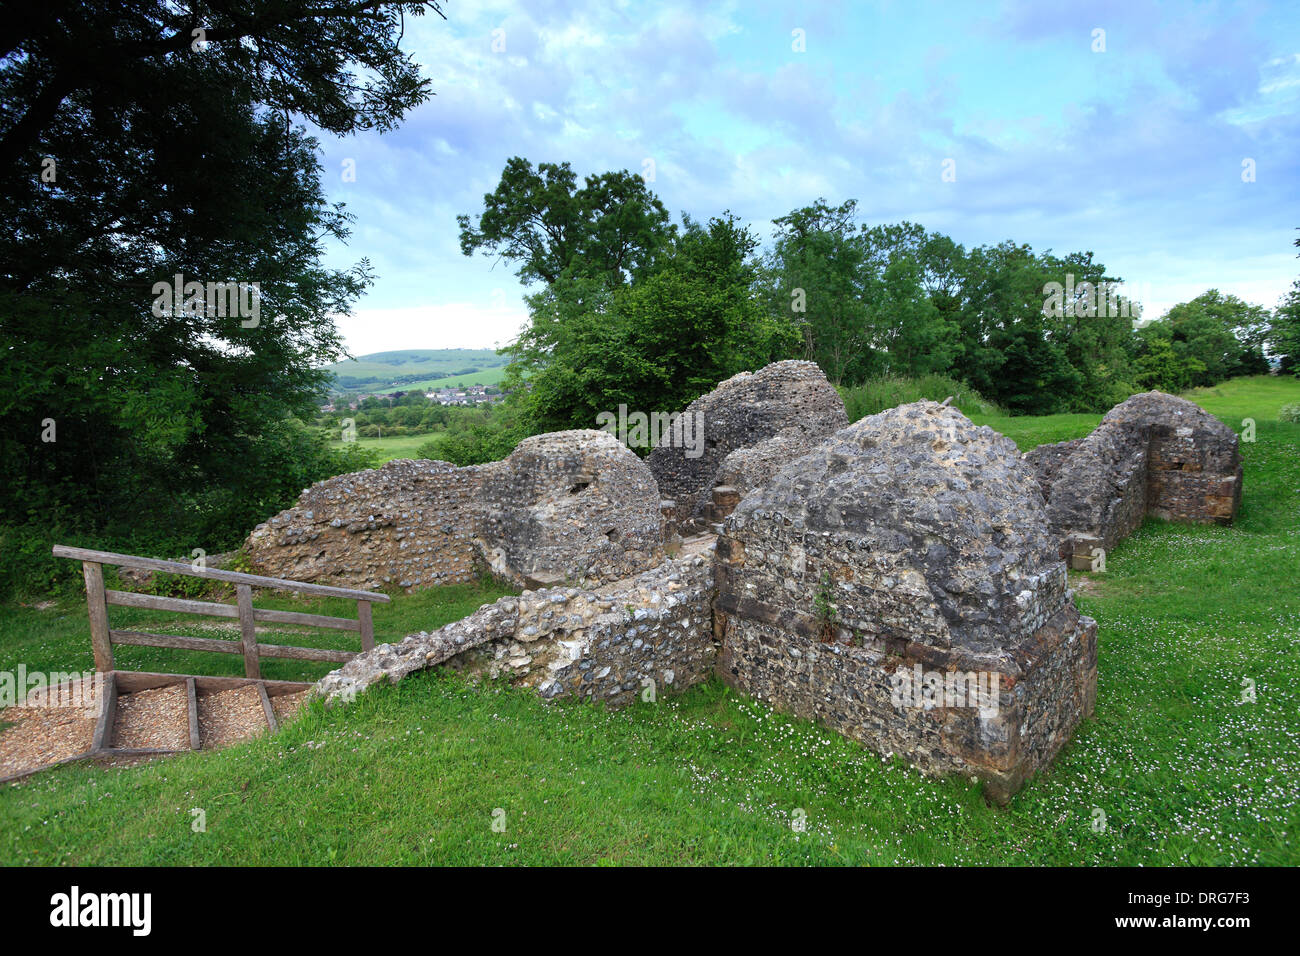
2 376 1297 865
395 365 509 391
323 349 508 393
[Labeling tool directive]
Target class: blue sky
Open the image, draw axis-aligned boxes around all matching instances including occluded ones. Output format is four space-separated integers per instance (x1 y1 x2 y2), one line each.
314 0 1300 356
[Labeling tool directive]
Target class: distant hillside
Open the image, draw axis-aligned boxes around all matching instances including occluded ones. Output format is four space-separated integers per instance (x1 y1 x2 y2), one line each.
322 349 510 393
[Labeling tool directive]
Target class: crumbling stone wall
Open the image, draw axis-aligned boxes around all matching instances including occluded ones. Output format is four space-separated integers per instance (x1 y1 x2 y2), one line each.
315 540 717 709
713 401 1098 804
648 360 848 532
713 432 818 512
302 377 1259 805
244 458 486 591
246 430 666 592
1026 391 1242 566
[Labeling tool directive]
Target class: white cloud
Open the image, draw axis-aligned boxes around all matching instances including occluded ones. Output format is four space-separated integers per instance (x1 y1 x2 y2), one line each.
333 301 530 356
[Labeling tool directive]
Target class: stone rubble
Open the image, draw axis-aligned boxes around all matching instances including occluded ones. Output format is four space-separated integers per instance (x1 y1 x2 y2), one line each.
316 539 717 710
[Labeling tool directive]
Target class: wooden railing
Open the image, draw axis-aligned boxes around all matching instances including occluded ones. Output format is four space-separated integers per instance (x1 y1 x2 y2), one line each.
52 545 390 678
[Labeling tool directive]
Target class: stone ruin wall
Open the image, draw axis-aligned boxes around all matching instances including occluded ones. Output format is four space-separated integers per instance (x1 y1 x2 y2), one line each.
713 402 1098 803
245 430 666 593
291 372 1248 804
475 431 665 588
648 360 849 532
316 542 717 710
245 458 487 592
1027 391 1243 567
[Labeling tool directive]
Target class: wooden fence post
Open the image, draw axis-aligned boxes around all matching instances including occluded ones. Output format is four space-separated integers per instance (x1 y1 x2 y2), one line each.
82 562 114 672
236 584 261 678
357 600 375 652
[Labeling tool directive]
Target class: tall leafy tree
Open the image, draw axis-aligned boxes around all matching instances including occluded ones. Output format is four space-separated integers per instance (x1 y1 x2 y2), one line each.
514 213 797 434
763 199 874 384
457 157 676 288
1143 290 1272 387
0 0 442 176
1271 232 1300 376
0 1 441 594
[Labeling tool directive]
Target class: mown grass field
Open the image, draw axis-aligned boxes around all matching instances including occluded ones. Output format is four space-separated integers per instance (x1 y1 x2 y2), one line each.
327 432 433 464
1 376 1297 865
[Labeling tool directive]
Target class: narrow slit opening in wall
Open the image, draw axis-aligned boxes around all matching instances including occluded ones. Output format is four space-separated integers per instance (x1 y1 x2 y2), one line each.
568 481 590 494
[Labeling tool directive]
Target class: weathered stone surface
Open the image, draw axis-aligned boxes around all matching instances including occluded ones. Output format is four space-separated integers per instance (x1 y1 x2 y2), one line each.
714 400 1097 803
648 360 848 532
244 429 665 593
476 430 666 588
1026 390 1243 560
715 431 821 503
315 537 718 709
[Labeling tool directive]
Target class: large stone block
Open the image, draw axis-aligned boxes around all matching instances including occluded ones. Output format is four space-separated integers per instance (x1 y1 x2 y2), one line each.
648 360 848 533
714 400 1097 803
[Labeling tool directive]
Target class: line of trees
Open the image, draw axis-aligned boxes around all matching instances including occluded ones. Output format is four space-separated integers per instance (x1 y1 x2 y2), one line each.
458 159 1294 440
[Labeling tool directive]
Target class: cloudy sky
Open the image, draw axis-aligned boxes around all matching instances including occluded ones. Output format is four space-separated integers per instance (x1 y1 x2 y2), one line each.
315 0 1300 357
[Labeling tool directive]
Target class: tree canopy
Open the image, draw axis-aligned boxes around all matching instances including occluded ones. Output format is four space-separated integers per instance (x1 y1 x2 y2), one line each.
0 1 440 595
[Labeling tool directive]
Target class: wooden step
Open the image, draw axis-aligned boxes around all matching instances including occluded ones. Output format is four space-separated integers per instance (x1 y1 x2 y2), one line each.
111 683 191 751
1 671 315 781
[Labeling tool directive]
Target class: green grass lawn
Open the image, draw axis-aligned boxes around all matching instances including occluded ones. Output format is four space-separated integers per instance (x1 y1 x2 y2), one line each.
2 376 1298 865
328 432 434 464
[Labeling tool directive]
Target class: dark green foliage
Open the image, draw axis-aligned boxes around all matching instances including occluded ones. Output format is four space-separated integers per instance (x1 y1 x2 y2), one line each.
460 165 1290 432
1133 290 1272 391
504 213 800 432
415 401 528 466
0 2 437 598
1268 233 1300 376
457 157 676 287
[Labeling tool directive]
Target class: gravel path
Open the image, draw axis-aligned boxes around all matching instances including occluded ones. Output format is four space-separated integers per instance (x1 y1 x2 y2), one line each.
113 685 190 750
198 686 268 749
0 703 97 779
270 690 310 726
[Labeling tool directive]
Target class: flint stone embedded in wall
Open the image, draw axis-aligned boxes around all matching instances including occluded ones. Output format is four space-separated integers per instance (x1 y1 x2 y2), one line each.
715 431 821 503
714 400 1098 804
244 430 666 593
1026 390 1243 559
648 360 848 532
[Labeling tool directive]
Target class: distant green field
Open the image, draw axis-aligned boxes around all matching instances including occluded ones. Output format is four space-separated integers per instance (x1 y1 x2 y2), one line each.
329 433 431 464
323 348 508 393
396 365 509 391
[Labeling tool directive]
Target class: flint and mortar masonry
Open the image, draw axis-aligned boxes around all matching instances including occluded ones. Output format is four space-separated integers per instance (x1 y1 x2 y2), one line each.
315 540 717 710
1026 390 1243 562
245 430 666 592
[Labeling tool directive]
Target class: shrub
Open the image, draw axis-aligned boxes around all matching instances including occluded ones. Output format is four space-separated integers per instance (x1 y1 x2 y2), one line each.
1279 402 1300 423
0 419 380 601
839 375 1005 423
417 423 525 466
